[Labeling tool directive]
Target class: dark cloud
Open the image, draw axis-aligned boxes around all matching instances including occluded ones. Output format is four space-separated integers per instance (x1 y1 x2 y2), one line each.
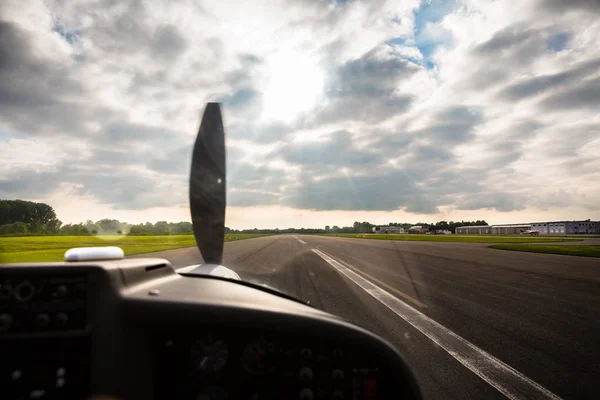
539 0 600 12
372 130 412 151
484 140 523 167
150 25 188 60
498 58 600 101
0 22 76 108
314 96 412 125
228 122 291 143
473 28 537 55
499 72 571 101
0 20 122 136
228 162 289 192
146 145 193 175
456 192 528 212
408 145 453 162
509 121 544 137
312 47 416 124
463 68 509 91
0 166 185 210
100 121 184 145
539 78 600 110
282 170 439 213
335 51 414 96
414 106 482 144
281 131 379 168
418 168 486 195
66 1 184 61
470 25 560 76
73 171 185 210
228 190 280 207
0 170 61 200
76 0 149 55
372 106 482 154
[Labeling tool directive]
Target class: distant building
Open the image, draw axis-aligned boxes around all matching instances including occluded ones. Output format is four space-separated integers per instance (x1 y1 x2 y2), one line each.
455 225 491 234
455 220 600 235
530 220 600 235
490 224 531 235
435 229 452 235
408 226 429 234
373 226 405 234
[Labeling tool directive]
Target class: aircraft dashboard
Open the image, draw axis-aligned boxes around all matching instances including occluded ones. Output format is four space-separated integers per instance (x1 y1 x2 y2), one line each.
0 259 420 400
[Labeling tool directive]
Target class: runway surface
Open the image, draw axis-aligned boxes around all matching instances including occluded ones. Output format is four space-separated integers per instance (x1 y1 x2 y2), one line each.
140 235 600 399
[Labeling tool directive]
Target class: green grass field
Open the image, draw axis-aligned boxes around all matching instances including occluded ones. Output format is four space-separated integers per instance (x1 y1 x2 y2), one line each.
490 244 600 258
321 233 581 243
0 234 270 263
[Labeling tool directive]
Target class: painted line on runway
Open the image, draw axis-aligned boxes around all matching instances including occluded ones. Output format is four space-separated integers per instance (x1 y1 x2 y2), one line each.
312 248 562 400
332 254 425 308
292 235 307 244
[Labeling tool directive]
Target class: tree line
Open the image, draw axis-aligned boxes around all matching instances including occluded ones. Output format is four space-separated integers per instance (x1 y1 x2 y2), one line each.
0 199 487 236
0 200 62 235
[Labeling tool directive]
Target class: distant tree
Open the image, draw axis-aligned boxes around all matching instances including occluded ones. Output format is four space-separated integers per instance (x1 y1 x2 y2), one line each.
96 219 124 234
154 221 170 235
0 222 30 235
0 200 61 234
60 223 89 235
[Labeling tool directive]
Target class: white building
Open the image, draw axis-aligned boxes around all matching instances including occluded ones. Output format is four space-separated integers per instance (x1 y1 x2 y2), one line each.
530 220 600 235
455 225 491 234
373 226 405 234
456 220 600 235
456 224 529 234
490 224 531 235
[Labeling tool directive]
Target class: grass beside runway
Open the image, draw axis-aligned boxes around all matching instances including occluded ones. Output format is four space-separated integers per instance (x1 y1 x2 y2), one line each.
489 244 600 258
320 233 581 243
0 234 270 263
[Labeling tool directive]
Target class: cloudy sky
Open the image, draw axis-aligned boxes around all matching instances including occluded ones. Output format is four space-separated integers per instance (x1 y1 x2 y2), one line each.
1 0 599 228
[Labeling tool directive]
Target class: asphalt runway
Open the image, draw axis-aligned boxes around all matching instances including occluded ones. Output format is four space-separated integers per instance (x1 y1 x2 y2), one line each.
141 235 600 399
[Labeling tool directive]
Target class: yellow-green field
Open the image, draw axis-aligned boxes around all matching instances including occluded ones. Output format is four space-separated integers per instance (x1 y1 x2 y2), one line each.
0 234 270 263
490 244 600 258
321 233 581 243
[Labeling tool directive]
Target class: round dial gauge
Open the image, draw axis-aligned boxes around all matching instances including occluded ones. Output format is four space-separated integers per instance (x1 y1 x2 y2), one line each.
241 337 278 375
190 336 229 374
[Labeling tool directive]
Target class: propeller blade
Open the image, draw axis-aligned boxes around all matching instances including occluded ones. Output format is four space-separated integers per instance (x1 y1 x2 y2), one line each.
189 103 226 264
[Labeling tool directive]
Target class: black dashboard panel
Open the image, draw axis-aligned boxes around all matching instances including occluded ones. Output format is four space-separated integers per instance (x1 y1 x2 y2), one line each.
0 259 421 400
153 328 397 400
0 273 88 333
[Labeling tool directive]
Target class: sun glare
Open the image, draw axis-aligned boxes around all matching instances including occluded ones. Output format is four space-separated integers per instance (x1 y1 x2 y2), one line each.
262 51 324 122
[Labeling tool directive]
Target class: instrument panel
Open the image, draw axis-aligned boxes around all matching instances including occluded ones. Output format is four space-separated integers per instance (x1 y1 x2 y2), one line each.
0 260 421 400
154 329 388 400
0 274 88 334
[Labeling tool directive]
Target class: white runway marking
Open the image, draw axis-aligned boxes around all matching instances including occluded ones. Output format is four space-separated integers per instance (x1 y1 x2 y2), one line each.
312 248 561 400
292 235 307 244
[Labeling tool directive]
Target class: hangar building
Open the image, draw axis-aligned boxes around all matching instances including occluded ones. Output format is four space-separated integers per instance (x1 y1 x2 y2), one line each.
373 226 405 234
530 220 600 235
455 224 530 235
456 220 600 235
